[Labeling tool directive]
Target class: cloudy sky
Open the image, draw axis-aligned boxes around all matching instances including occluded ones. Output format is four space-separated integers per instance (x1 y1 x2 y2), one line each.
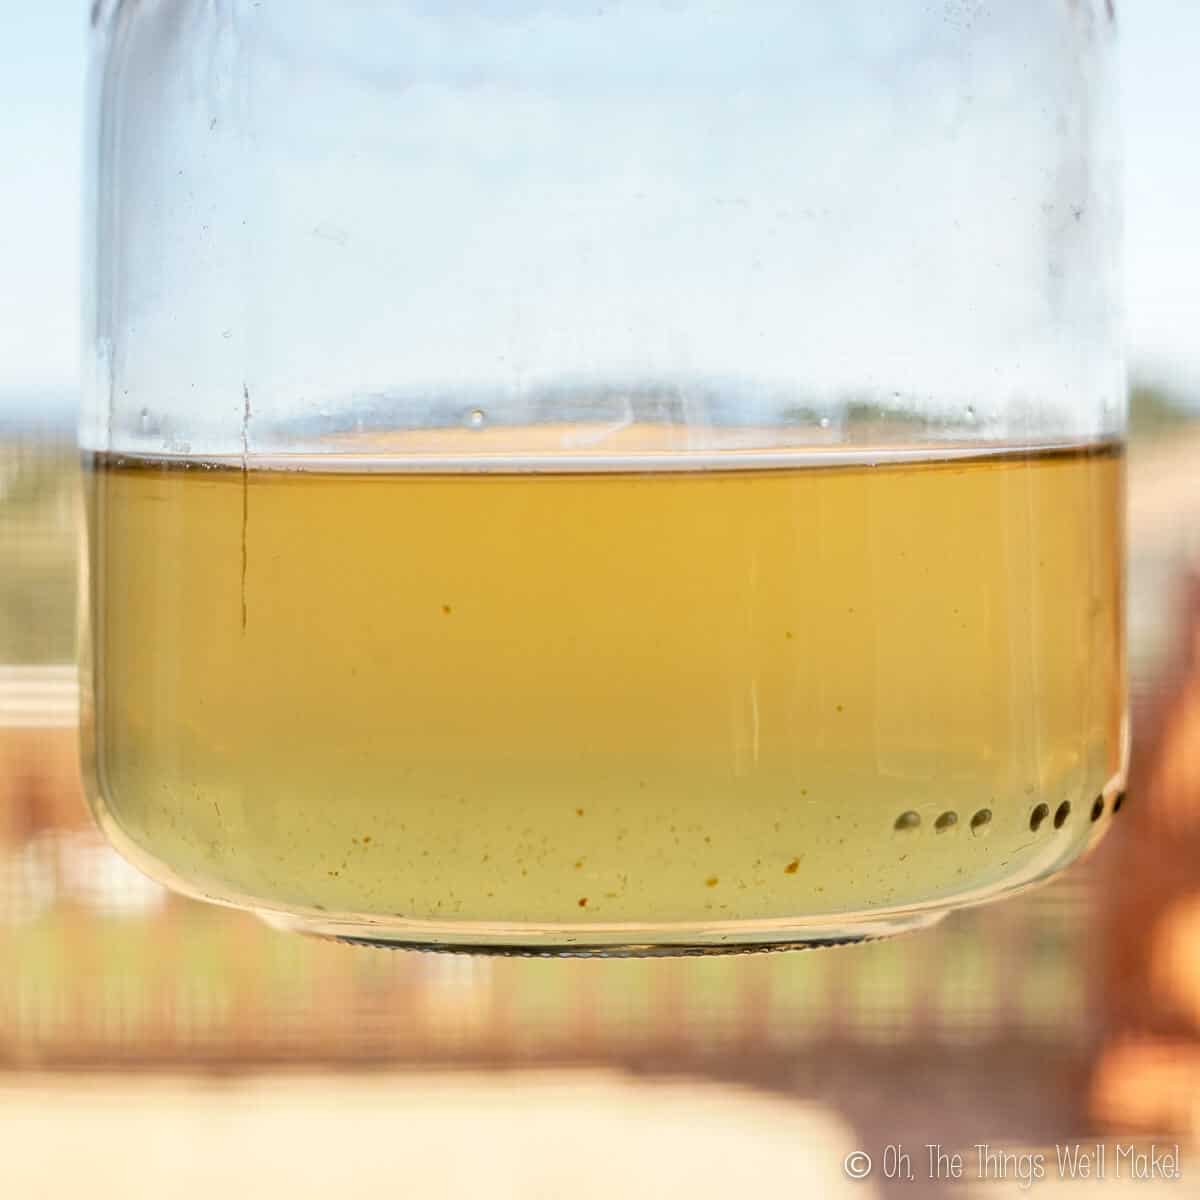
1 1 1197 411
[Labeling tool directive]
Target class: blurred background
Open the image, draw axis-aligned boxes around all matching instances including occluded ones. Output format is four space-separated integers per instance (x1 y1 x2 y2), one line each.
2 4 1199 1197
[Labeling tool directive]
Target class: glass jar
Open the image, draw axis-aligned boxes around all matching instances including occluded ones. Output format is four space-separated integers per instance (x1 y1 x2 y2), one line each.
83 0 1126 954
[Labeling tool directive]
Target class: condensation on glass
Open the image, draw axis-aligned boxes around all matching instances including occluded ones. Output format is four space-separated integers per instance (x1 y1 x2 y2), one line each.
83 0 1127 955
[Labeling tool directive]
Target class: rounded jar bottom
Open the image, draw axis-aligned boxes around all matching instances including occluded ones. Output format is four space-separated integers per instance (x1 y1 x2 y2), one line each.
257 906 949 956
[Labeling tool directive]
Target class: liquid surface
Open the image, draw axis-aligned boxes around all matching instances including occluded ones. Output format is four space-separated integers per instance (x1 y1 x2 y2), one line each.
84 444 1126 926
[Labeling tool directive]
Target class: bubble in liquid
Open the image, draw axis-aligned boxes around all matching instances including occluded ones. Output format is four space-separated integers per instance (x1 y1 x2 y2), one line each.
893 810 921 833
468 409 486 429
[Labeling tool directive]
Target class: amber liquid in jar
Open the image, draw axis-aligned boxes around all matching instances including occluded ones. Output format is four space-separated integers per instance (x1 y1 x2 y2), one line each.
84 441 1125 930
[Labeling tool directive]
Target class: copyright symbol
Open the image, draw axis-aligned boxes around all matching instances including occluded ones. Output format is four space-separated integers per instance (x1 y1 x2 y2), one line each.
844 1151 873 1180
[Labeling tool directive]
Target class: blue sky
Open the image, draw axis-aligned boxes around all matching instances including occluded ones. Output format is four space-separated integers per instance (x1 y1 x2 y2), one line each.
2 1 1197 409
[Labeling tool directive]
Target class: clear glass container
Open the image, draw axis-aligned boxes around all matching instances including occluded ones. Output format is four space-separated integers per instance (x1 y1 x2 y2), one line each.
83 0 1127 954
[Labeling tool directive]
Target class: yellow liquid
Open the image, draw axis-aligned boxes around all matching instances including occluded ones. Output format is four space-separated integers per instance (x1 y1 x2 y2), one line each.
84 444 1125 928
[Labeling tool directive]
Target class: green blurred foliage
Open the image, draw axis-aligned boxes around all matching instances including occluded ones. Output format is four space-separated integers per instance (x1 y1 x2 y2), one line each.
1128 380 1198 439
0 439 79 664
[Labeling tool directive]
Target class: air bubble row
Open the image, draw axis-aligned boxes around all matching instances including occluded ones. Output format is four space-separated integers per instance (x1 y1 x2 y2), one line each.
893 808 991 836
892 792 1126 838
1029 791 1126 832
